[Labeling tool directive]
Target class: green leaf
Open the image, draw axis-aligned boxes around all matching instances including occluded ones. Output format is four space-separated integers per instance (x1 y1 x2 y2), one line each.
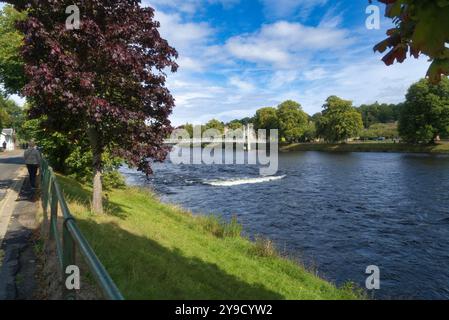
427 59 449 83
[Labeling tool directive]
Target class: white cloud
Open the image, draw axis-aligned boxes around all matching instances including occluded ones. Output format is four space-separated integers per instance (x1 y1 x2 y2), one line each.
136 2 431 127
303 68 327 81
225 21 352 67
269 70 299 88
154 11 213 52
145 0 239 14
151 10 216 73
170 54 431 125
260 0 328 19
294 56 430 116
229 76 256 92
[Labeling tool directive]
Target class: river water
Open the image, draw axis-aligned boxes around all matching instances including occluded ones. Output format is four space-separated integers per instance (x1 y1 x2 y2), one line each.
121 149 449 299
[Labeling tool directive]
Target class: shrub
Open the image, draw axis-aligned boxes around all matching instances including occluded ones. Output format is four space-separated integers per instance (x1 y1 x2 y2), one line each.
102 171 126 190
251 236 278 258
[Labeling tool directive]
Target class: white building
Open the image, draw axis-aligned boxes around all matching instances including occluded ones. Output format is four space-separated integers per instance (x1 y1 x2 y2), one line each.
0 128 15 151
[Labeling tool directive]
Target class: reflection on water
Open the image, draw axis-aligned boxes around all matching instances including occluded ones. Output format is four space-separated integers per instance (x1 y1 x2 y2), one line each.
121 150 449 299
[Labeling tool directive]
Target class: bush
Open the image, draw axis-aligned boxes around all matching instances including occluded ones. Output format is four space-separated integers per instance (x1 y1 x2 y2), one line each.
102 170 126 190
251 236 278 258
65 145 125 189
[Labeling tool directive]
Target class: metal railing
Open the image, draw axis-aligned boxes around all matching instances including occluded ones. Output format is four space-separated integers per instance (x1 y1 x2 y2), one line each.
40 157 124 300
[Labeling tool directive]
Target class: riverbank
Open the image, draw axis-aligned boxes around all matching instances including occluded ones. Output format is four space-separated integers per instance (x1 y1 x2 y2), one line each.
280 142 449 154
57 174 361 300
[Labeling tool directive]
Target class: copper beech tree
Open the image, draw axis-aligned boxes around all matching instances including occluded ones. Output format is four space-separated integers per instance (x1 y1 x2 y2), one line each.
8 1 178 213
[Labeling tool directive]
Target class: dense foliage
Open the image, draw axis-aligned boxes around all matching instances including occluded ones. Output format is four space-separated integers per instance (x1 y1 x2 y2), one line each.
398 78 449 143
0 5 26 95
253 107 278 132
374 0 449 82
204 119 225 134
20 116 125 189
6 0 178 213
357 102 401 128
315 96 363 143
276 100 309 143
0 95 23 132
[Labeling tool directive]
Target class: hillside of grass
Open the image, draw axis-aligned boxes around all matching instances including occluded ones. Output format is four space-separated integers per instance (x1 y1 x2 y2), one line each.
281 142 449 154
57 174 361 300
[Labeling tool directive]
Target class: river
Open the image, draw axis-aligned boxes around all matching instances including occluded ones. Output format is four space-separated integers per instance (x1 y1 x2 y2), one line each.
121 149 449 299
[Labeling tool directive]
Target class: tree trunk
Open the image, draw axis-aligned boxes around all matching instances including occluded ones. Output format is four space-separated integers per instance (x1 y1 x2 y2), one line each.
88 127 104 214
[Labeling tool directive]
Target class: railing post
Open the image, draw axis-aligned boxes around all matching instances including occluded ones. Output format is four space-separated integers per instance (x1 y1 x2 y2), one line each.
63 218 77 300
49 182 58 240
41 169 51 237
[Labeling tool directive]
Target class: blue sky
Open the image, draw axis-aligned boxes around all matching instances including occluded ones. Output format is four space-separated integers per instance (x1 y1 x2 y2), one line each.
1 1 430 125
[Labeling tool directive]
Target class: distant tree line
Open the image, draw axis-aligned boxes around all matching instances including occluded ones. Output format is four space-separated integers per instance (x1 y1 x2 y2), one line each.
193 77 449 145
0 95 23 133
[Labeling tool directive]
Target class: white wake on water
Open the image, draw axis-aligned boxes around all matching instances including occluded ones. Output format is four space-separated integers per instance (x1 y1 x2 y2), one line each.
204 175 286 186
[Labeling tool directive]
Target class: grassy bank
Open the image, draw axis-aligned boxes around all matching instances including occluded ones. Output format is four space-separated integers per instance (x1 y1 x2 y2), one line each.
281 142 449 154
57 175 361 300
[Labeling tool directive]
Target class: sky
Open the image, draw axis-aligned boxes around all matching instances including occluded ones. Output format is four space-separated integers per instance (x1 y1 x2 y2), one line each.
1 1 430 126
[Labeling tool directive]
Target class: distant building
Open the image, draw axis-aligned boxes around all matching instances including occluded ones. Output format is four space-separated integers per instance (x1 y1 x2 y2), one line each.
0 128 15 151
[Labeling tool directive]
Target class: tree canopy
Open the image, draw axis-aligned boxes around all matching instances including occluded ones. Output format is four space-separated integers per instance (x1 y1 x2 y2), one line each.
398 78 449 144
7 1 178 213
357 102 401 128
0 4 26 95
254 107 279 131
276 100 309 143
226 120 244 131
374 0 449 82
316 96 363 143
0 95 23 131
205 119 225 133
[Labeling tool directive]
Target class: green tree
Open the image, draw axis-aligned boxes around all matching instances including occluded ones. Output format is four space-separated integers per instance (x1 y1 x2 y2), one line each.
398 78 449 144
178 123 194 137
303 121 317 142
204 119 225 133
374 0 449 82
276 100 309 143
226 120 243 131
316 96 363 143
0 5 26 95
254 107 278 131
0 95 24 134
9 1 178 214
239 117 253 126
357 102 401 128
20 116 124 189
0 97 23 131
0 107 8 132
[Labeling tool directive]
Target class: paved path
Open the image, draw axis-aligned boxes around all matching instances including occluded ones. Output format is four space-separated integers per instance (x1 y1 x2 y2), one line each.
0 151 38 300
0 151 25 203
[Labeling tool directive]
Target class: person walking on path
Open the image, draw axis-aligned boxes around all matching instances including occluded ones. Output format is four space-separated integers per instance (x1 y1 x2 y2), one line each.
23 141 41 189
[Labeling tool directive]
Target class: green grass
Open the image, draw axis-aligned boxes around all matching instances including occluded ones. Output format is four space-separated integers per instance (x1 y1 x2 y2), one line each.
57 174 362 300
281 142 449 154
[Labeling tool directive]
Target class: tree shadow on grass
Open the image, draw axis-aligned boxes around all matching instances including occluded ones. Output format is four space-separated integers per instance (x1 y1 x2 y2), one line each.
56 175 131 219
75 219 285 300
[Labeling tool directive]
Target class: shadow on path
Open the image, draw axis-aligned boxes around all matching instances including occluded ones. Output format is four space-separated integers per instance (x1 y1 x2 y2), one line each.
0 177 38 300
0 156 24 165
